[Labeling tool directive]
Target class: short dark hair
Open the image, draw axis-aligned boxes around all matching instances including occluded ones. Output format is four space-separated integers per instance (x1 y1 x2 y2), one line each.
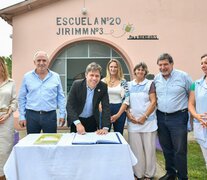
201 54 207 59
157 53 174 64
133 62 149 76
85 62 102 75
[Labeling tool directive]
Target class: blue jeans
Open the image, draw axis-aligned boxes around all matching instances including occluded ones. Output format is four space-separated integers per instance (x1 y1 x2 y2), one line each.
109 103 126 135
156 110 188 180
25 109 57 134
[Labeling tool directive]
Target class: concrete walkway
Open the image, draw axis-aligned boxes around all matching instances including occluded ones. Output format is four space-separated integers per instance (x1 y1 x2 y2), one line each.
122 130 165 180
155 163 165 180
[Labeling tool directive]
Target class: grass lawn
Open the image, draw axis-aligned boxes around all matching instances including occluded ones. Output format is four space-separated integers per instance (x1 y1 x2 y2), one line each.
156 141 207 179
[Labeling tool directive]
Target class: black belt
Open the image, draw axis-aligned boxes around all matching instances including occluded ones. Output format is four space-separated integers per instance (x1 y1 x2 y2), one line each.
27 109 56 114
79 116 94 120
157 108 188 116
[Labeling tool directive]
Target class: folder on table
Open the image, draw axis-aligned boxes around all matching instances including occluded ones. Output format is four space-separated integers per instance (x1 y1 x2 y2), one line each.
34 134 62 145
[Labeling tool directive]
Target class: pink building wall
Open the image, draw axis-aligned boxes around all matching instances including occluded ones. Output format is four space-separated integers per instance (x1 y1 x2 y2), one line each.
11 0 207 91
1 0 207 128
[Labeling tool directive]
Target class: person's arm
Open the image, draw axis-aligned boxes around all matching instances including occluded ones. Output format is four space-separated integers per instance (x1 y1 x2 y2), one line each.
56 75 66 126
66 81 86 134
126 109 138 124
188 91 197 119
121 79 130 105
96 128 108 135
0 82 18 124
76 123 86 134
99 84 110 130
0 107 14 124
111 80 129 122
111 103 128 123
138 92 156 124
66 81 79 122
184 73 193 95
188 82 207 127
138 82 157 124
18 76 28 128
188 91 206 126
9 81 18 112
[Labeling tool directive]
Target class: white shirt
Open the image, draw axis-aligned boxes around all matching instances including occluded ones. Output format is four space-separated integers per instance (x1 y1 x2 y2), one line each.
108 84 122 104
0 79 17 111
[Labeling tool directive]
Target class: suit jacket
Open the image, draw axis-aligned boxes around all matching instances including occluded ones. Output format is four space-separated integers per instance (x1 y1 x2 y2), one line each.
66 79 110 129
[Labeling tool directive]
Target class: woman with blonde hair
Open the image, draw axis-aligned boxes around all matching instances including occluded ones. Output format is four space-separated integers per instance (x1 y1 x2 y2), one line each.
102 59 129 135
0 57 17 180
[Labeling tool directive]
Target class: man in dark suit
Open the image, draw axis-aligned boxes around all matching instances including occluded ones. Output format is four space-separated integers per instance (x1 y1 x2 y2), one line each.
67 62 110 135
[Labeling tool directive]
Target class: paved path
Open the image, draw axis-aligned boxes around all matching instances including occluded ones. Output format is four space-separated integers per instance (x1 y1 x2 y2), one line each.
123 130 165 179
155 162 165 179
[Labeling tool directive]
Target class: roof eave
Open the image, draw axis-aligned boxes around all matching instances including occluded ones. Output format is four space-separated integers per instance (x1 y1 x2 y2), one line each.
0 0 60 25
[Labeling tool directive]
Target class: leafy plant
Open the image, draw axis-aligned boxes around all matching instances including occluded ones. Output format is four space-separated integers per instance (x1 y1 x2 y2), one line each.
1 55 12 77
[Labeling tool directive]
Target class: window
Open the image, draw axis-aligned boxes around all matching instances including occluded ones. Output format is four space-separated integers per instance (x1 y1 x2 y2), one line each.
50 41 130 95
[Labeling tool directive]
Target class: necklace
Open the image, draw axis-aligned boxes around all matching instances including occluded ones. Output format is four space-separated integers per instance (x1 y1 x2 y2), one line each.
109 79 118 87
110 80 115 84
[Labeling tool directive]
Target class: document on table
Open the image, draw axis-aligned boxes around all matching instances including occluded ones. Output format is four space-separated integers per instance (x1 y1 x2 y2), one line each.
72 132 121 145
34 134 62 145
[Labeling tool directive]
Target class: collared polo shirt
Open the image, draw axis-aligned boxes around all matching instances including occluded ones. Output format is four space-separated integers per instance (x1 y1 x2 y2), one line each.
154 69 192 113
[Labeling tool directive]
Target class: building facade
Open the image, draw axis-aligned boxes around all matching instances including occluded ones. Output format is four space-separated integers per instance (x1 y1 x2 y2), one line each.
0 0 207 127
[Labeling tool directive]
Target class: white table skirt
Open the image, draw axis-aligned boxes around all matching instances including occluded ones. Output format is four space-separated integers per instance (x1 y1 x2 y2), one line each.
4 133 137 180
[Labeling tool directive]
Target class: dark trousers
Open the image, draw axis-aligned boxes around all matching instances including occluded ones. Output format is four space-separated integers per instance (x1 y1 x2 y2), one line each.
26 109 57 134
156 110 188 180
109 103 126 135
70 116 98 133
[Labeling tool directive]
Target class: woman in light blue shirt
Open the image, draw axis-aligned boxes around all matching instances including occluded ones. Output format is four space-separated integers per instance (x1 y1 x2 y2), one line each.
127 62 157 180
188 54 207 169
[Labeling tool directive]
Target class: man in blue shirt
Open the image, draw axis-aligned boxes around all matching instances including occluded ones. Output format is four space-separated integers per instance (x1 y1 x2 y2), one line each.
66 62 110 135
154 53 192 180
18 51 66 134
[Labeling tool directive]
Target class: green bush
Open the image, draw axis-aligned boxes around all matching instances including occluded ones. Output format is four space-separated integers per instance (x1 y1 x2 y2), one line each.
1 55 12 77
